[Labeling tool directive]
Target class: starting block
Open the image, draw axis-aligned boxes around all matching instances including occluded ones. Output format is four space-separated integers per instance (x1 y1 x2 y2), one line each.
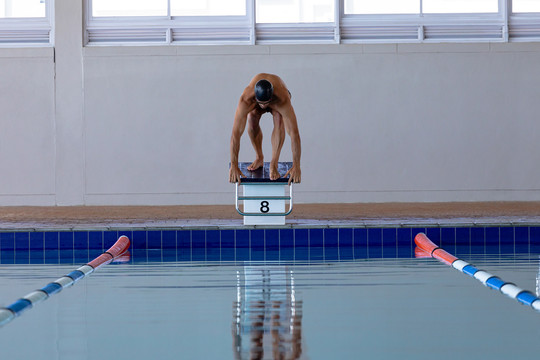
234 162 293 226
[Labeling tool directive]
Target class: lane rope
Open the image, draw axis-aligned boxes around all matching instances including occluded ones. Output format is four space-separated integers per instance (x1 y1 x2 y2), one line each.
415 232 540 312
0 235 130 327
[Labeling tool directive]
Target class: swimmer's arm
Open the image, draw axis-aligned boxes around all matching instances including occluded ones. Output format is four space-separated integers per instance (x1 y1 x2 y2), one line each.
281 107 302 184
229 100 250 182
230 101 250 164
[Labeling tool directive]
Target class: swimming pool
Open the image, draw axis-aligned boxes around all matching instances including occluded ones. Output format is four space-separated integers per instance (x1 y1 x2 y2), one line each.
1 226 539 359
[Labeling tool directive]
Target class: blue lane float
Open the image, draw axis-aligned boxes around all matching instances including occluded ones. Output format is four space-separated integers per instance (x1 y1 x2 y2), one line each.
415 233 540 313
0 235 130 327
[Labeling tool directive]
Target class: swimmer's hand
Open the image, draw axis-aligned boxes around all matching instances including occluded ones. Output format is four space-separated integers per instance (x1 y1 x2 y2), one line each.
229 165 245 183
285 165 301 185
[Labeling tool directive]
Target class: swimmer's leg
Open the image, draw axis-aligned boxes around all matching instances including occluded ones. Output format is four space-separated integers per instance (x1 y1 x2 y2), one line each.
247 111 264 170
270 111 285 180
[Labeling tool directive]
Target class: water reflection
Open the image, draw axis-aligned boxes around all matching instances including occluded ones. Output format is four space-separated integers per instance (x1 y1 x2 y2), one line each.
233 266 304 360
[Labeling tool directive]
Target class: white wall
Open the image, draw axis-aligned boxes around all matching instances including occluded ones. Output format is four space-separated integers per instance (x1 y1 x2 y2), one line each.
1 1 539 206
0 47 55 205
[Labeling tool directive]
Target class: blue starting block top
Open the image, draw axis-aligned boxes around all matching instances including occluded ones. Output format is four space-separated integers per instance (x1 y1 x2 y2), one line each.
236 162 292 183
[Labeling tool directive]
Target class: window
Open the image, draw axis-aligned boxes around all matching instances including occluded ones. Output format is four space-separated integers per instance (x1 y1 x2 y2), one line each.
509 0 540 40
86 0 252 44
342 0 502 42
0 0 46 18
513 0 540 13
0 0 52 46
84 0 540 45
344 0 419 15
171 0 246 16
423 0 498 14
91 0 247 17
254 0 336 43
92 0 167 17
256 0 334 23
344 0 498 15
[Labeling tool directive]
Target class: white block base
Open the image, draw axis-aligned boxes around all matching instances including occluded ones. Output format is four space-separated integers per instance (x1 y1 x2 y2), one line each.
243 184 286 226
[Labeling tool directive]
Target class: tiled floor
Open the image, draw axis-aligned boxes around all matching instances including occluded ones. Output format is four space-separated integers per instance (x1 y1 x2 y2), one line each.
0 202 539 230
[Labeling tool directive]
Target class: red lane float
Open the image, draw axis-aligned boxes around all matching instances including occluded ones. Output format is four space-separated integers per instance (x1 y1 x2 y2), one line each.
0 235 131 327
87 253 113 269
432 248 458 265
414 232 540 312
88 235 130 269
414 246 431 259
414 233 438 254
106 235 131 258
414 232 457 265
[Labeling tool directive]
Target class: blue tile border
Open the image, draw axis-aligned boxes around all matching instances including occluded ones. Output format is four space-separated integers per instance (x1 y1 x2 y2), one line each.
162 230 176 249
324 229 339 247
59 232 73 251
132 231 146 250
89 231 103 250
44 232 58 250
1 232 15 251
147 231 162 249
29 232 44 251
192 230 206 248
1 225 539 264
104 231 118 250
295 229 309 247
280 229 294 248
15 232 29 251
309 228 323 247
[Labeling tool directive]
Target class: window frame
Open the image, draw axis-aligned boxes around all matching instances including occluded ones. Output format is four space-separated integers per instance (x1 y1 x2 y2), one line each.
341 0 506 43
0 0 54 47
508 0 540 41
85 0 254 45
83 0 540 46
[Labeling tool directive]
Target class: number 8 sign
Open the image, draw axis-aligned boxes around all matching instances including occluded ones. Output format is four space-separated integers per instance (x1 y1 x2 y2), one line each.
242 184 286 225
260 201 270 213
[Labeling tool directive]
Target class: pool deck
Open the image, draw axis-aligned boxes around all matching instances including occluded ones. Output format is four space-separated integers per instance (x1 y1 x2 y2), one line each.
1 202 539 230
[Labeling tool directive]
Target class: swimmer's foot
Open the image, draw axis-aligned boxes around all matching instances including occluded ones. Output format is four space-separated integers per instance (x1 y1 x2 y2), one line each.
269 164 281 180
247 158 264 171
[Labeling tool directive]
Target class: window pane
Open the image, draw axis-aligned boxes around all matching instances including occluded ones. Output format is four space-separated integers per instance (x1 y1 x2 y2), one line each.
0 0 45 18
171 0 246 16
513 0 540 13
92 0 167 17
344 0 419 14
256 0 334 23
423 0 498 13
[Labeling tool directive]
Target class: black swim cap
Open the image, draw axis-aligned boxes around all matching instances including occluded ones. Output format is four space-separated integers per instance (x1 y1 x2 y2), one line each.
255 79 273 102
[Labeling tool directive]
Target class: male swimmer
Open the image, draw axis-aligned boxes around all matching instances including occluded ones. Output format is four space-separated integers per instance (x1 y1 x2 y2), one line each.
229 73 301 185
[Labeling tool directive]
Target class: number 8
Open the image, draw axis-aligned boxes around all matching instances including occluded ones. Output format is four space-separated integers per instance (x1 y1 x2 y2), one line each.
260 201 270 213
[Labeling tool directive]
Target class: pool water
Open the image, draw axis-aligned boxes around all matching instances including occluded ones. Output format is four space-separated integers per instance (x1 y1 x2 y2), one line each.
1 246 540 359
